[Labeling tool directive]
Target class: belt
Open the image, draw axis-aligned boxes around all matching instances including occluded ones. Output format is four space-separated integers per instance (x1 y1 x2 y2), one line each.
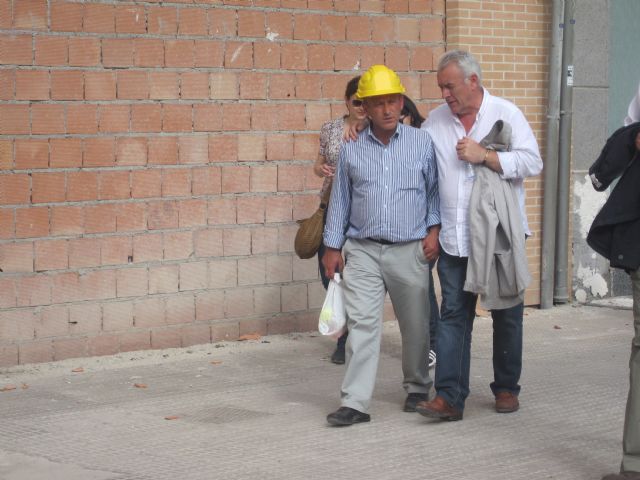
367 238 395 245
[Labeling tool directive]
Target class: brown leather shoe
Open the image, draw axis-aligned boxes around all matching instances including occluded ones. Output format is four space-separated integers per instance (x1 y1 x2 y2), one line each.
495 391 519 413
415 395 463 421
602 473 640 480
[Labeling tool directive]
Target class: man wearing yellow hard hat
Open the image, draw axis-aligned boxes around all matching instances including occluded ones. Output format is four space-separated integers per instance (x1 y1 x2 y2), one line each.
322 65 441 426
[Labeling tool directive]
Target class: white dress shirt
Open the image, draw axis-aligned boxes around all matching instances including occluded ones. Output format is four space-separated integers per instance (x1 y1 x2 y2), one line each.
626 81 640 126
422 89 543 257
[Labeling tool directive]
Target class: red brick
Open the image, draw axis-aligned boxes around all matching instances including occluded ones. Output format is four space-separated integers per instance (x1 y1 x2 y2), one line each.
181 72 209 99
148 136 177 166
293 14 321 41
294 133 318 160
68 37 100 66
335 45 360 71
166 294 195 325
181 324 210 347
134 38 164 67
117 267 148 298
165 39 195 68
253 42 280 69
192 166 221 196
237 197 265 225
103 301 134 331
31 172 65 204
149 72 179 100
13 0 47 30
115 5 146 34
320 15 346 41
195 290 224 321
149 264 178 294
50 205 83 236
239 72 267 100
68 237 100 268
14 139 48 169
266 11 292 39
163 230 193 260
237 133 265 162
119 331 151 353
148 6 177 35
224 287 254 317
420 17 444 42
131 169 162 198
209 8 236 36
277 165 305 192
255 285 281 313
194 40 224 68
53 337 88 361
50 1 83 32
211 321 239 342
179 260 208 291
0 344 18 367
251 225 279 253
116 203 146 232
66 105 98 134
131 104 162 133
51 271 81 303
83 137 116 167
15 207 49 238
193 228 223 258
0 105 29 134
88 335 120 357
162 168 191 197
277 104 305 130
386 46 410 72
179 136 208 164
280 43 307 71
0 241 33 273
116 137 147 166
0 208 14 239
84 204 117 234
209 134 238 162
268 73 296 100
0 69 13 100
132 233 163 263
83 3 115 32
79 269 116 301
210 71 238 99
208 258 237 288
221 166 250 193
178 199 206 228
34 306 68 339
16 274 51 306
51 70 83 100
147 200 178 230
222 104 250 131
31 104 65 134
50 137 82 167
117 70 148 99
0 35 32 65
385 0 409 13
178 7 208 35
0 139 11 169
250 165 278 192
371 16 395 42
207 197 236 225
238 9 265 37
101 236 132 266
151 328 182 349
133 297 165 328
102 38 134 67
296 73 323 100
162 104 193 132
99 170 131 201
222 228 251 257
224 41 253 69
35 36 68 65
194 104 223 132
346 15 370 41
98 104 130 133
305 104 331 130
33 239 67 272
84 71 116 100
19 341 54 364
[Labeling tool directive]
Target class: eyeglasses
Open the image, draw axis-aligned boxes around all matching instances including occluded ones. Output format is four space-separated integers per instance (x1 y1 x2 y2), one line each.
351 99 363 107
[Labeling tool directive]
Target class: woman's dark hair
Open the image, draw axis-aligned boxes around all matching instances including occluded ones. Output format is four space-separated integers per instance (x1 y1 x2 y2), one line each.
401 95 425 128
345 76 361 99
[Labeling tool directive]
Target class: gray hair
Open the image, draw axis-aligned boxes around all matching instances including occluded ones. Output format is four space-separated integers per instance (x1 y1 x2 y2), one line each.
437 50 483 86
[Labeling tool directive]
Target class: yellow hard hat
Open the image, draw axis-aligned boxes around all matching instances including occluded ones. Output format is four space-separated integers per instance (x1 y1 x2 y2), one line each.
356 65 406 98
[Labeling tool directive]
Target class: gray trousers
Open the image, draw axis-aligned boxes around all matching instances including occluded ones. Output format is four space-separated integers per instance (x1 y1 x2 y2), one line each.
622 267 640 472
339 238 432 413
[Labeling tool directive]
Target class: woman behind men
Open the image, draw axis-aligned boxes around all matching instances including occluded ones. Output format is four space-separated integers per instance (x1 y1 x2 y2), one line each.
313 76 367 364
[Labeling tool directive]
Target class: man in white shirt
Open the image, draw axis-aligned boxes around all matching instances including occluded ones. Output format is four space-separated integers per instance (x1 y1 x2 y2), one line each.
416 50 542 421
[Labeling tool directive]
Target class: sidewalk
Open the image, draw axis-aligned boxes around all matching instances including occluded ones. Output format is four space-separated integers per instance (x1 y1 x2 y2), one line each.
0 303 633 480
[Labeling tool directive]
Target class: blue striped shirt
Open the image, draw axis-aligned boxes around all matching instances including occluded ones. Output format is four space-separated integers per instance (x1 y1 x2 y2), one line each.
323 123 440 249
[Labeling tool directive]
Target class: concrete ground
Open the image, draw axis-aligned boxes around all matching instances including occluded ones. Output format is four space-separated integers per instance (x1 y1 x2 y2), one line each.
0 302 634 480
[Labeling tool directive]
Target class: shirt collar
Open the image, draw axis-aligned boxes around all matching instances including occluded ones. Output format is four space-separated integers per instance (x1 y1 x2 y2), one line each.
366 122 403 145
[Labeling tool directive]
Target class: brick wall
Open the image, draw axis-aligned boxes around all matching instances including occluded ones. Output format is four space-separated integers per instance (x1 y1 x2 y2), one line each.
443 0 551 305
0 0 446 366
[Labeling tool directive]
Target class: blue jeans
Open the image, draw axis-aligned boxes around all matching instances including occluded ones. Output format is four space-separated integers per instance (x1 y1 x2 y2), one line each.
435 249 523 412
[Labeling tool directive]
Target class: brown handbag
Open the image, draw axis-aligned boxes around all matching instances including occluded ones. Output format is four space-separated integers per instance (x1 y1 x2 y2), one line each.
294 183 332 259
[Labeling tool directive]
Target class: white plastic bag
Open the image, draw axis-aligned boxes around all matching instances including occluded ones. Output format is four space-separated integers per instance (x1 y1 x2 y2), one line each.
318 273 346 338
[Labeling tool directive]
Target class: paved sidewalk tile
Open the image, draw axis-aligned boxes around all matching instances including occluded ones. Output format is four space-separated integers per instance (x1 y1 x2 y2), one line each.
0 304 633 480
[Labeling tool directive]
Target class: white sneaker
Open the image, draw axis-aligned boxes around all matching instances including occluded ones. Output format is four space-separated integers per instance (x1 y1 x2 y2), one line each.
428 350 436 368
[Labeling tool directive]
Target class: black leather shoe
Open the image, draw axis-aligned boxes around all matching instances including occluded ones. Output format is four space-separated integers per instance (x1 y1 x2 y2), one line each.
403 392 428 412
330 344 345 364
326 407 370 426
